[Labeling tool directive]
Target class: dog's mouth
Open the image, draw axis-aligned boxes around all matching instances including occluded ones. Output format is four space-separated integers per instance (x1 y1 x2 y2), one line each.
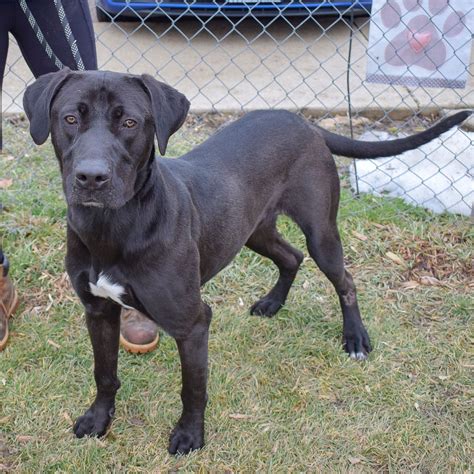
81 200 105 208
68 180 131 210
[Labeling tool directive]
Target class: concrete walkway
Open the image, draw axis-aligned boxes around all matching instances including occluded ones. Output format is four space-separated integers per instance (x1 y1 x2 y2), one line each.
3 15 473 115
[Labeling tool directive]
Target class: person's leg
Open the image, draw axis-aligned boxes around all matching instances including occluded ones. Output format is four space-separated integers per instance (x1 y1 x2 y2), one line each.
0 249 5 273
73 0 98 70
0 4 15 150
0 10 12 79
12 0 97 78
53 0 98 70
12 1 157 352
0 8 19 351
0 29 9 152
1 1 98 350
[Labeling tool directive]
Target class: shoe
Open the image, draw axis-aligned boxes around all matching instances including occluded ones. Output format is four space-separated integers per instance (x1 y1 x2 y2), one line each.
0 253 19 351
120 308 159 354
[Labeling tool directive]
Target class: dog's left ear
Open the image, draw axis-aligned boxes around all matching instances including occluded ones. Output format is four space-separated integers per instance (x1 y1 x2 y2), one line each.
140 74 190 155
23 68 71 145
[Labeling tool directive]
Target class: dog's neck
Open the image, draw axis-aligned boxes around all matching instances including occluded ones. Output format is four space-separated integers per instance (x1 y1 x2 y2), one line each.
66 158 178 263
133 149 156 197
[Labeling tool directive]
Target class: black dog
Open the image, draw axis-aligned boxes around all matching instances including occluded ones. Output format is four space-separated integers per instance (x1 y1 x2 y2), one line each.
23 69 470 454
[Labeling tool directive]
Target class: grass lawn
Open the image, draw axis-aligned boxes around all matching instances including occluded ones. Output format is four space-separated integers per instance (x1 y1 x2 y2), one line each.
0 117 472 472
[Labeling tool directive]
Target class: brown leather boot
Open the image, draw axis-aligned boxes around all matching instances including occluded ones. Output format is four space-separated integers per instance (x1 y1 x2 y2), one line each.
0 253 19 351
120 308 159 354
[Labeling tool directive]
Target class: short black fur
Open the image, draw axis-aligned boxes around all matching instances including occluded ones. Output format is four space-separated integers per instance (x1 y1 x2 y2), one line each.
23 69 471 454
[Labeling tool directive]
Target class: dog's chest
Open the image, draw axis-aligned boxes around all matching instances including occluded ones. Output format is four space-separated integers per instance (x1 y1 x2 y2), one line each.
89 272 135 309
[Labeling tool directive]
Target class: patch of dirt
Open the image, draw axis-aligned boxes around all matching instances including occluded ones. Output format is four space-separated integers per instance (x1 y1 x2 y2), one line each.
394 231 473 286
184 111 441 141
0 434 14 472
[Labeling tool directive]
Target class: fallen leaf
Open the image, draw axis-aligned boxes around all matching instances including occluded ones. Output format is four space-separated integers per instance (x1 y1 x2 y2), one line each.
16 436 34 443
419 275 442 286
62 412 73 424
303 280 310 290
438 375 449 381
229 413 252 420
400 280 420 289
352 231 368 241
47 339 61 349
0 179 13 189
386 252 405 266
348 456 362 465
318 393 338 401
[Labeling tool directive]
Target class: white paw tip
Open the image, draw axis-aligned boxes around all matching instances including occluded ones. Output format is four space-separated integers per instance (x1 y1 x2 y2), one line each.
350 351 368 361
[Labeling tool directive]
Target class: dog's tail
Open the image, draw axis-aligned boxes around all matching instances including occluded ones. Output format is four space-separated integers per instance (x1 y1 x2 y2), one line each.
319 110 472 159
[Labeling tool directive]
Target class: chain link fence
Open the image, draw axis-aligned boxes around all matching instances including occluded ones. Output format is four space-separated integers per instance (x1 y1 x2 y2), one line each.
2 0 473 217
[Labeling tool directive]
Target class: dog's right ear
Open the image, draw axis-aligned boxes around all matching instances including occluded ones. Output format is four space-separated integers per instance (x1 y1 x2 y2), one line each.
23 68 71 145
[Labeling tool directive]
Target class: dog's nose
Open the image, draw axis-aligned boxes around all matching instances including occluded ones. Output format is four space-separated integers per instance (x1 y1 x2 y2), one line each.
75 163 110 190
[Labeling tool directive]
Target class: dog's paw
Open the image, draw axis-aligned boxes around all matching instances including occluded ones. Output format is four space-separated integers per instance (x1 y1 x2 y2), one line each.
73 404 114 438
343 324 372 361
250 297 283 317
168 423 204 455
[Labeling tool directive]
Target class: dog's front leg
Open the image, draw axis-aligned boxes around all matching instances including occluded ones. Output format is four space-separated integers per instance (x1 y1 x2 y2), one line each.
169 302 212 455
73 301 121 438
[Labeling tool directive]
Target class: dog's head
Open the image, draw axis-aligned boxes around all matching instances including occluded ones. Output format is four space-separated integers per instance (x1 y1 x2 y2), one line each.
24 69 190 209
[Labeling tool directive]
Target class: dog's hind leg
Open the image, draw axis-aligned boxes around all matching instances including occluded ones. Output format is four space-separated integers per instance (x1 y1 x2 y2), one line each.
295 213 372 360
284 154 372 359
246 217 303 317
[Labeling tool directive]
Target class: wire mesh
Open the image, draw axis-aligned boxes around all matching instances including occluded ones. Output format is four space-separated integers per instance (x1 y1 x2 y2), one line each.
1 0 473 217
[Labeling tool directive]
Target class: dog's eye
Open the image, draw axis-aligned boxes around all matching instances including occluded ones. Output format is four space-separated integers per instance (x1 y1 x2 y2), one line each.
65 115 77 124
123 119 137 128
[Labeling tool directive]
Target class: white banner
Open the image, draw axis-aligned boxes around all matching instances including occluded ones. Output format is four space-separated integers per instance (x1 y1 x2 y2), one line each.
366 0 473 88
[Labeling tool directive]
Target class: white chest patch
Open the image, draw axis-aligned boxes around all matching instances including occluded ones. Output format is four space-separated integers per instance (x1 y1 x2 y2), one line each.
89 272 134 309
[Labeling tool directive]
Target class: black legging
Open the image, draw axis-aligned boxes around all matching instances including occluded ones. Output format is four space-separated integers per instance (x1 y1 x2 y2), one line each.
0 0 97 81
0 0 97 265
